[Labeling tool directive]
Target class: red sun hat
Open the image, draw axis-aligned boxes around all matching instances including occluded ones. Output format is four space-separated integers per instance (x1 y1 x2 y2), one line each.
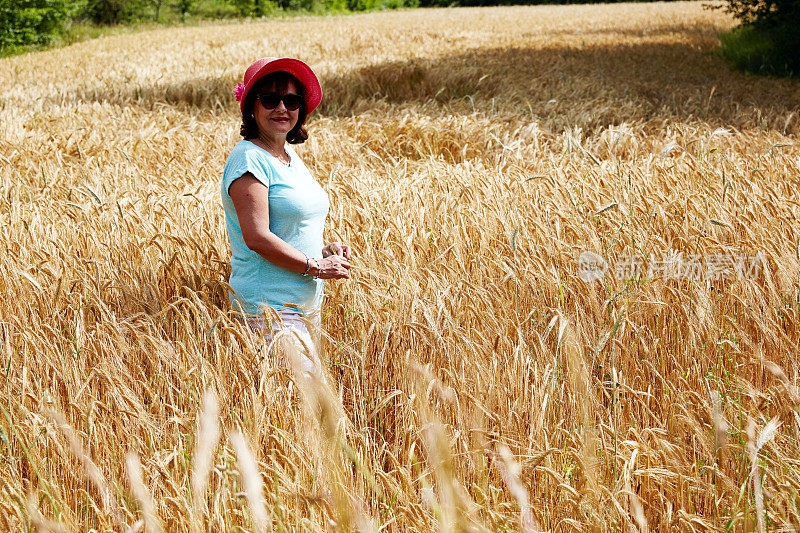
233 57 322 114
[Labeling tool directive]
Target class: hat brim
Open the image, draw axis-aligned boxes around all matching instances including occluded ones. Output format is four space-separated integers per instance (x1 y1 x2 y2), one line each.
240 57 322 115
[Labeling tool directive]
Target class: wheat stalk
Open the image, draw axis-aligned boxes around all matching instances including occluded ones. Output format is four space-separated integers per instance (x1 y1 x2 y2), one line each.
191 389 221 526
126 452 163 533
229 430 271 533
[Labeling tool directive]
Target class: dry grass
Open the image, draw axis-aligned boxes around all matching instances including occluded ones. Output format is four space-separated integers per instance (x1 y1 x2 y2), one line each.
1 2 800 531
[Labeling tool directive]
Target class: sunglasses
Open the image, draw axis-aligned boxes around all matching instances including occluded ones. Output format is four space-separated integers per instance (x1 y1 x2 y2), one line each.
256 93 303 111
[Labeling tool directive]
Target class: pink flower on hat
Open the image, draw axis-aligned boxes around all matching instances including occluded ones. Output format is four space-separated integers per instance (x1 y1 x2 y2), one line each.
233 83 245 102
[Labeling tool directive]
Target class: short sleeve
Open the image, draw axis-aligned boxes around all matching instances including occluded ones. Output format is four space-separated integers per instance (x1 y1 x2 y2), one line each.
222 142 274 196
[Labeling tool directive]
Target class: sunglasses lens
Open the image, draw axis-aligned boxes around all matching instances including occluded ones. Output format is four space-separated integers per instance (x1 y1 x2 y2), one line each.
282 94 302 110
258 94 281 109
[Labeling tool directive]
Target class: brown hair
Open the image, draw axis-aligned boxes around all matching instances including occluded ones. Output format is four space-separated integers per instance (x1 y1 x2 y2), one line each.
239 71 308 144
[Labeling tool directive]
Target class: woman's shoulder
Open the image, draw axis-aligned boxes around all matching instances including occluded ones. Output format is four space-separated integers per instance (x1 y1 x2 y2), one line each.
225 140 269 169
228 139 261 159
223 140 275 188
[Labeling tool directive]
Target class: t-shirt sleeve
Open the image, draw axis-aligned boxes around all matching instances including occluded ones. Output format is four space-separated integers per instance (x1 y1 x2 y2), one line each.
222 144 274 196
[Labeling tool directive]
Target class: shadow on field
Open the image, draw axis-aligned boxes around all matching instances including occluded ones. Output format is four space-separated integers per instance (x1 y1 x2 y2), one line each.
73 74 237 112
73 36 800 134
317 41 800 134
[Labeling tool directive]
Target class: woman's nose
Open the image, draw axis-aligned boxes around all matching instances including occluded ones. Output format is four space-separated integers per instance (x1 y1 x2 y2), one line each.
275 99 287 111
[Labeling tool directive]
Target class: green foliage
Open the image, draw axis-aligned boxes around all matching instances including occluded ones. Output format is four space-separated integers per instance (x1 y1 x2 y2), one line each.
0 0 73 47
229 0 277 16
82 0 139 24
719 21 799 77
273 0 347 13
378 0 413 8
716 0 799 77
346 0 374 11
174 0 195 17
719 0 799 26
192 0 238 18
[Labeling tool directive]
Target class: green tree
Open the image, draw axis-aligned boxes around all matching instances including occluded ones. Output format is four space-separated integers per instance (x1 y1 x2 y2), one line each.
0 0 73 48
230 0 255 15
83 0 131 23
721 0 799 25
150 0 165 19
173 0 194 18
717 0 799 76
82 0 154 23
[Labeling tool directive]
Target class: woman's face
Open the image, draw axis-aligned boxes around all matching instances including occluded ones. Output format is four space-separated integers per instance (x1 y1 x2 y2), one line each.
253 78 301 141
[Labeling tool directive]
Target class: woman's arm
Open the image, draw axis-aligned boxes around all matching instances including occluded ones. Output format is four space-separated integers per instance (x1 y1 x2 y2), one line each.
229 173 350 279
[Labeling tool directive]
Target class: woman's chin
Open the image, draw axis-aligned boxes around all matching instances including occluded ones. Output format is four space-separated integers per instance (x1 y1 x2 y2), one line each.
264 126 293 137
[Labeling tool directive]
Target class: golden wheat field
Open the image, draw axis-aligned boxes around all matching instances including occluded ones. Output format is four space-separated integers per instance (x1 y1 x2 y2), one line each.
1 1 800 531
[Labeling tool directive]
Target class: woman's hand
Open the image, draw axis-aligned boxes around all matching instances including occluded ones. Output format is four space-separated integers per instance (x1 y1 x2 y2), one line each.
322 242 351 260
312 255 350 279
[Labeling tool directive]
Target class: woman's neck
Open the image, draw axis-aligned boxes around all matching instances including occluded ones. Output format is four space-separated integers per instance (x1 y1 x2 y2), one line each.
253 134 289 164
256 133 286 153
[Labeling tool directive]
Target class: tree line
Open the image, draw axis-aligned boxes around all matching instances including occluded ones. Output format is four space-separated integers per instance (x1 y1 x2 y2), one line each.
1 0 796 76
0 0 416 48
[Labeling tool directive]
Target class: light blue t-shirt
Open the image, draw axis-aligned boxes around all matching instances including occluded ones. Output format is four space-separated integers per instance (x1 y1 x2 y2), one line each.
221 140 329 317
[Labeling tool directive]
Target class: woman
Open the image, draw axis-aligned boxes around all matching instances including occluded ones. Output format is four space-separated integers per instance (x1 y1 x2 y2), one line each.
221 57 351 376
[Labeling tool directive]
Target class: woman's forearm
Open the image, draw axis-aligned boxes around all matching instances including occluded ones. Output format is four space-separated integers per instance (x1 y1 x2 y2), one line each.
245 230 351 280
244 229 313 274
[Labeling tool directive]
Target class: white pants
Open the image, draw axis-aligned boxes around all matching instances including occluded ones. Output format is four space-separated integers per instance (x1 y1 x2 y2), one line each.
247 309 323 378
